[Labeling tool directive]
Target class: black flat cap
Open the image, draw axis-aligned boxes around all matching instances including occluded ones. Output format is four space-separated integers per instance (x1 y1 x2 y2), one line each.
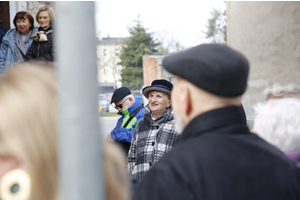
111 87 131 103
162 43 249 97
143 79 173 98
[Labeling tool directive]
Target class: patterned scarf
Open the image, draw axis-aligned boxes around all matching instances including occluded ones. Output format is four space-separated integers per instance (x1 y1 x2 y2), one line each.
14 30 32 64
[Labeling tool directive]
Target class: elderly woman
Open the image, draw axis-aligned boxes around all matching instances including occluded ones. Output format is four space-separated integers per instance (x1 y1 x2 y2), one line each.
253 98 300 168
0 11 38 74
128 79 178 182
0 62 130 200
26 7 54 61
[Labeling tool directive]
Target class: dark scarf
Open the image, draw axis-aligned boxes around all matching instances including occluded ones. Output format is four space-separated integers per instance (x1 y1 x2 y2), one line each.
14 30 32 64
143 105 173 126
39 25 51 31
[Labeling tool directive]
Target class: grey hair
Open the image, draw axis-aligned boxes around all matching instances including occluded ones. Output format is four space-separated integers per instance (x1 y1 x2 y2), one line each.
263 83 300 100
122 94 135 103
253 98 300 152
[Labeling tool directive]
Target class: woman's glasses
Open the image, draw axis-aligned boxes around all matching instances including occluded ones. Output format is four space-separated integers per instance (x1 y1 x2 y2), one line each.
114 98 129 110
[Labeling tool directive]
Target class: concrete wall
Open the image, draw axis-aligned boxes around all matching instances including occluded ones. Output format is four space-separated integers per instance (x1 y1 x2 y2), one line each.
227 1 300 120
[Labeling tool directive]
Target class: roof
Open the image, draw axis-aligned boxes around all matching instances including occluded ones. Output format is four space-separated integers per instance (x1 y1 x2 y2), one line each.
97 37 126 45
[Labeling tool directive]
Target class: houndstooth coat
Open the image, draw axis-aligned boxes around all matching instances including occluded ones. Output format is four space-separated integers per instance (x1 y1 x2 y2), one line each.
128 105 178 182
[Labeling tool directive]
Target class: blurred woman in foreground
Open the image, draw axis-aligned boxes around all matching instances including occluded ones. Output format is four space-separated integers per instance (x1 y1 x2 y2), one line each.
0 62 130 200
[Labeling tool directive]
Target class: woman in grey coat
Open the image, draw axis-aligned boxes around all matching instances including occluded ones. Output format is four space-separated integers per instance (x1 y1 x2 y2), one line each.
128 79 178 182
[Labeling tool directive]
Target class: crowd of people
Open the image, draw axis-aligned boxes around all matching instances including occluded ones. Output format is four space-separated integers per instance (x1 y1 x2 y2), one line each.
0 8 299 200
0 8 54 75
107 44 300 200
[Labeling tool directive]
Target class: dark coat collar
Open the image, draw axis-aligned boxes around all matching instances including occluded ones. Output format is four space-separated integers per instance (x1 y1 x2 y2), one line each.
180 106 250 141
38 25 52 32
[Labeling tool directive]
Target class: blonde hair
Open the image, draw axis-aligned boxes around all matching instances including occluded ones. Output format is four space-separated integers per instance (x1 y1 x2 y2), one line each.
0 62 131 200
104 143 131 200
0 62 58 200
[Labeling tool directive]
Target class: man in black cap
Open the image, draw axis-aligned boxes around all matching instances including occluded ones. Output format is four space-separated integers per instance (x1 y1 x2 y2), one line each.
133 44 300 200
107 87 144 156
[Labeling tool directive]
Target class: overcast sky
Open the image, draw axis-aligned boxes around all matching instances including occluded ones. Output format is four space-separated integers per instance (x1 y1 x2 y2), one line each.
95 0 226 48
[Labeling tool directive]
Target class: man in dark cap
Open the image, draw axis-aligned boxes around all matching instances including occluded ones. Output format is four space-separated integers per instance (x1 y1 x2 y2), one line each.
107 87 145 156
133 44 300 200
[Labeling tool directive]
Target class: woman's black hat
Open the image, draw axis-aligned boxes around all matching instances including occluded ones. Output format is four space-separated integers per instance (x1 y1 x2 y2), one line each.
143 79 173 98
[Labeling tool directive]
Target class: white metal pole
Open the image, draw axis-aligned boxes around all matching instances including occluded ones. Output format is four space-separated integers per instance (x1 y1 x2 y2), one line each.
55 2 105 200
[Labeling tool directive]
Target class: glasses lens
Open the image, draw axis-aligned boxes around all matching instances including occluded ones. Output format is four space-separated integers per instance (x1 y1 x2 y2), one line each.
115 104 122 110
114 98 128 110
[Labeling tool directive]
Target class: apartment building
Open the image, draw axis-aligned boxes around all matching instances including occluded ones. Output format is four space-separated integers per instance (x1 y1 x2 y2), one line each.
97 36 125 93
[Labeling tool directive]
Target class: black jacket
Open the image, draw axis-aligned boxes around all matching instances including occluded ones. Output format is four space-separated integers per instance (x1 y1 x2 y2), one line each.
26 26 53 61
133 106 300 200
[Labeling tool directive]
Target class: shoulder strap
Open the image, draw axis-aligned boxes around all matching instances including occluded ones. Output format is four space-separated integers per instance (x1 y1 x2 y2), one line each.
123 104 144 128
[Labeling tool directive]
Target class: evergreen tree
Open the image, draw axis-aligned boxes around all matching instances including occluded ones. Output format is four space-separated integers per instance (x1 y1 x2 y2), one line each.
119 17 159 90
120 67 143 90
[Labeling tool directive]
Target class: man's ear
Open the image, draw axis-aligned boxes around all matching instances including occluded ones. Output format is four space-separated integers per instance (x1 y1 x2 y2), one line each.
238 95 243 102
129 97 134 102
185 87 192 116
179 86 192 116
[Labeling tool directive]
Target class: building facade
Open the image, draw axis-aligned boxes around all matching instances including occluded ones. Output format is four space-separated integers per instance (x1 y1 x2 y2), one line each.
97 36 125 93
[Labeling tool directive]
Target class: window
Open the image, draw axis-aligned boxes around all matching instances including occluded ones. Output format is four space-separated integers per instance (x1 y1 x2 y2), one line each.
115 65 121 74
104 65 108 74
115 49 120 57
103 49 107 57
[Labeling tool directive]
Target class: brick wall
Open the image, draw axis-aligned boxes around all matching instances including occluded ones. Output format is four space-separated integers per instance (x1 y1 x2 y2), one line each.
143 56 161 87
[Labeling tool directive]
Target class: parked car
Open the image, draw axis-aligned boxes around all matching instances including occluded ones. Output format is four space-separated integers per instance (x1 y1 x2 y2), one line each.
98 94 110 112
105 93 113 103
132 91 144 105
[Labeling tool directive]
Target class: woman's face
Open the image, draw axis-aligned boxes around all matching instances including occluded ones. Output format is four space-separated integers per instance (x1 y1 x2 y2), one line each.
16 17 32 35
38 11 50 28
148 91 171 117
